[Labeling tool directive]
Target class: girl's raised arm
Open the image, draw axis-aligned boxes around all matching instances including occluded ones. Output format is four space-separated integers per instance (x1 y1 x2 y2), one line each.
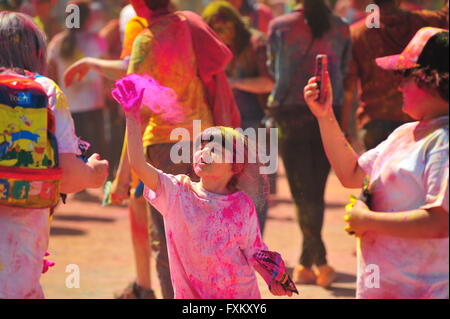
112 79 160 192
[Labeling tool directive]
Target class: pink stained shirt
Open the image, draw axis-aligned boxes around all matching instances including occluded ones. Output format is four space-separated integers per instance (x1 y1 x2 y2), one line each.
0 76 80 299
144 171 268 299
356 116 449 299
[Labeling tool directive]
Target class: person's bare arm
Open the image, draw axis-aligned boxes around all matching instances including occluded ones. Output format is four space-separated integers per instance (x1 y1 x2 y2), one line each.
125 115 159 192
229 76 274 94
110 137 132 204
64 57 128 87
346 201 449 239
59 153 109 194
112 78 159 192
304 74 366 188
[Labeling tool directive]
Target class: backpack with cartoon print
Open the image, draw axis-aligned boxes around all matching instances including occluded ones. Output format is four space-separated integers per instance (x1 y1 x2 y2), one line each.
0 72 62 209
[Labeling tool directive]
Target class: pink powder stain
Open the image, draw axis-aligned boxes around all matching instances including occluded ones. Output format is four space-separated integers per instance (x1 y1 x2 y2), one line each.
117 73 185 123
222 206 234 220
23 288 37 299
253 236 263 249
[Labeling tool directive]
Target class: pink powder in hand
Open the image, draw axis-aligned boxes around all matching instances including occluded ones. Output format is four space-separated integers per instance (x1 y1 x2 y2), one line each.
115 74 185 124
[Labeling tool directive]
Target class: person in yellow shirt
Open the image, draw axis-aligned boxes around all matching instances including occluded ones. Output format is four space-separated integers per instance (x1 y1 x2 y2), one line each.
63 0 157 299
65 0 216 299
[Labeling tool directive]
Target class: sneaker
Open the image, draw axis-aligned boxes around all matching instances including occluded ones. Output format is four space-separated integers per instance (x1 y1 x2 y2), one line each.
114 282 157 299
315 265 337 287
293 265 317 285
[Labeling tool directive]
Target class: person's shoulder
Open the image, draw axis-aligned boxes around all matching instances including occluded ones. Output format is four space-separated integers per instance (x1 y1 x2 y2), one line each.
232 190 255 212
174 174 194 186
33 75 67 111
391 120 419 135
421 117 449 153
162 173 196 192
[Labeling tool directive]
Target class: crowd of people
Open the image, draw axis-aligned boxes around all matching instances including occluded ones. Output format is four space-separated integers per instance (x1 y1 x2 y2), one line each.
0 0 448 299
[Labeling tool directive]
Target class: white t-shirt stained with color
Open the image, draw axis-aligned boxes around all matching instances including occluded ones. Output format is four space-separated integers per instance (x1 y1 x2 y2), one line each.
357 116 449 299
144 171 268 299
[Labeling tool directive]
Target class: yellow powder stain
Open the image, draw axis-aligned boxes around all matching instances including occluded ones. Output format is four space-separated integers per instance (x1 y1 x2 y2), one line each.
0 264 4 271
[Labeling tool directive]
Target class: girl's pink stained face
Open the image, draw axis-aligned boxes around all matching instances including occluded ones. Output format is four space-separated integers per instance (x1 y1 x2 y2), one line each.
193 142 234 180
399 78 434 121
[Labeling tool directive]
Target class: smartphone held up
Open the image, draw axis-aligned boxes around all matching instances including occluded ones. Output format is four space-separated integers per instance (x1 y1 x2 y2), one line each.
315 54 328 104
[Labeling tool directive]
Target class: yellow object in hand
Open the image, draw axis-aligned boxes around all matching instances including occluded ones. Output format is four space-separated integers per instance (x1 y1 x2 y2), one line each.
344 195 357 235
345 195 357 213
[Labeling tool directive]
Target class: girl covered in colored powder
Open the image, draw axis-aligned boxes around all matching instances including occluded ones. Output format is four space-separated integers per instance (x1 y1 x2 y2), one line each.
112 74 297 299
304 27 449 299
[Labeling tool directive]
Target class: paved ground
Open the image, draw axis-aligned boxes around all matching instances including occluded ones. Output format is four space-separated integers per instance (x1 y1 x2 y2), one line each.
41 162 359 299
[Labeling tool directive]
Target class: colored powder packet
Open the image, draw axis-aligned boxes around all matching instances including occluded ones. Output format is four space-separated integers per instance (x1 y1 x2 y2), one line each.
254 250 299 294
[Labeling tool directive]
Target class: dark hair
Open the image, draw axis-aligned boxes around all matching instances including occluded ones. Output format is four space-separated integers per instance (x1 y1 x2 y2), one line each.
202 1 251 57
403 67 449 102
143 0 170 11
60 0 91 59
239 0 255 15
303 0 331 39
0 0 23 11
0 11 47 74
399 32 449 102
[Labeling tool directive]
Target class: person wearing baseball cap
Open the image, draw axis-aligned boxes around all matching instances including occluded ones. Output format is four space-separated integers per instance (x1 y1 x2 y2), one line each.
342 0 448 152
304 27 449 298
